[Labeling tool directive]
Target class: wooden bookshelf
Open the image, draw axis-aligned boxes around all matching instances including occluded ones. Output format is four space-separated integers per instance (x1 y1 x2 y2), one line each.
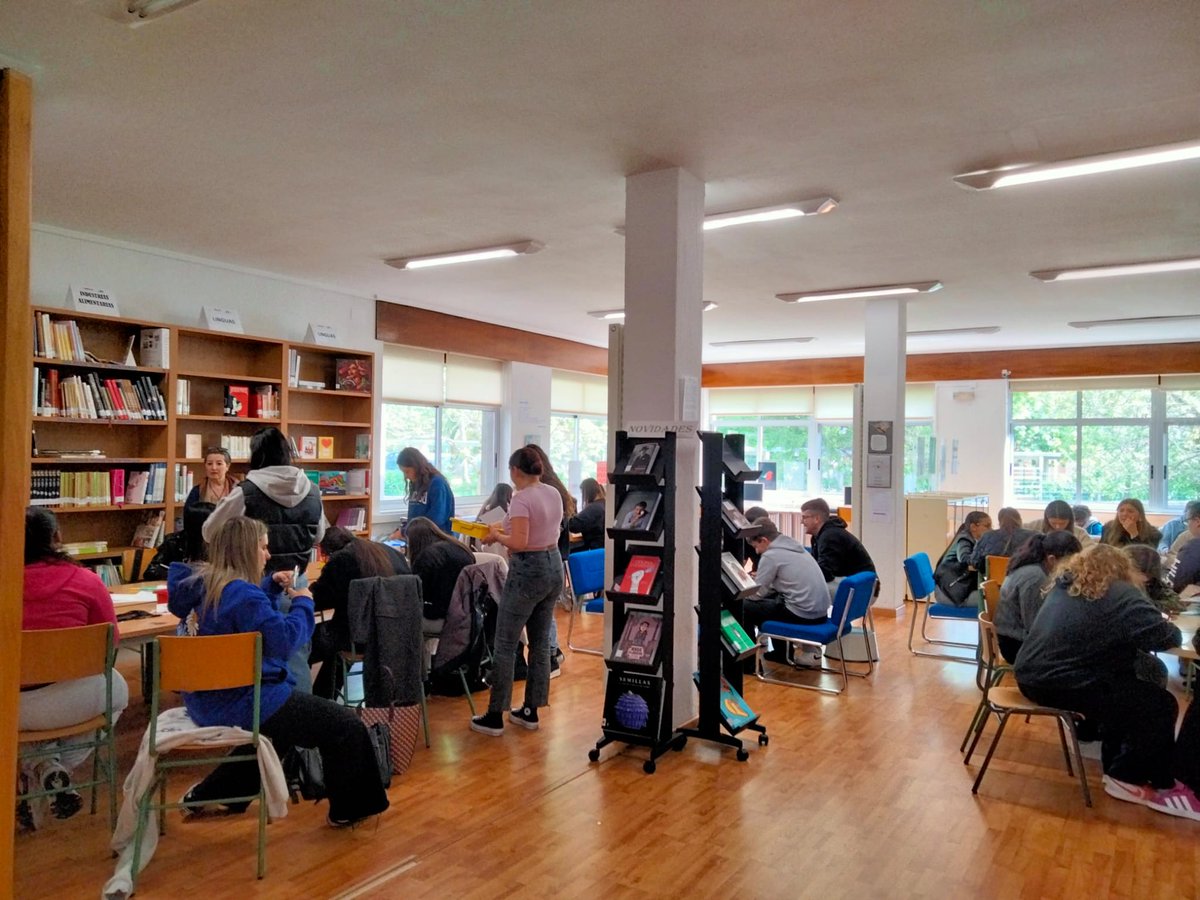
28 306 378 579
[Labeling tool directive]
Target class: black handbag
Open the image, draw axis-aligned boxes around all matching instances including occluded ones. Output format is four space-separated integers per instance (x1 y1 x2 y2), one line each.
935 549 976 605
364 721 393 790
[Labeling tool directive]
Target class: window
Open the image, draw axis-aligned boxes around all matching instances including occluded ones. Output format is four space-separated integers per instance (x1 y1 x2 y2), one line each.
1010 380 1200 510
381 403 497 504
550 413 607 494
904 422 935 493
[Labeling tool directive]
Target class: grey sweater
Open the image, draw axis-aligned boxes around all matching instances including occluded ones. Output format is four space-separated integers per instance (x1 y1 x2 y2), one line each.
1014 578 1181 691
993 564 1047 642
753 534 830 619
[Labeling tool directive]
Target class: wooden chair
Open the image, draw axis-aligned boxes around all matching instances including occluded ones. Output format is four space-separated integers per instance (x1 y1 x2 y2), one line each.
959 593 1007 751
980 580 1000 619
566 548 606 655
964 614 1092 807
130 633 267 886
986 555 1010 584
17 624 118 830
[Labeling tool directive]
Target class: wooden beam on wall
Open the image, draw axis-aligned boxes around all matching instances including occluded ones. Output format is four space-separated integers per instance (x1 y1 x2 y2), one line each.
702 341 1200 388
0 67 33 892
375 301 608 376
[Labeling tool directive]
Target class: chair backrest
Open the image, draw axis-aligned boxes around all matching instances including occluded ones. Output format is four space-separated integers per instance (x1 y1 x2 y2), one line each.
986 555 1010 584
835 571 878 635
902 552 936 601
157 632 261 693
977 611 1002 674
981 580 1001 619
21 624 113 686
567 548 605 597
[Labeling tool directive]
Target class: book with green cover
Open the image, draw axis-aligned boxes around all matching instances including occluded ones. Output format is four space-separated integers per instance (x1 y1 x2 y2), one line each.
720 609 755 655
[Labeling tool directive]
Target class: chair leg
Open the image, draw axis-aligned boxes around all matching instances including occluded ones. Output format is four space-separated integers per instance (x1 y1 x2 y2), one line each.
107 727 118 831
459 669 477 716
960 698 991 754
1054 716 1075 777
158 774 167 836
1062 715 1093 807
419 679 431 749
963 703 996 765
907 597 921 654
256 784 268 878
129 775 156 891
971 710 1011 795
90 730 101 816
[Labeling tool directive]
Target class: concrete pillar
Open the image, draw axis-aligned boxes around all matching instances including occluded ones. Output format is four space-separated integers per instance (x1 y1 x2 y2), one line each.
860 299 907 613
621 167 704 724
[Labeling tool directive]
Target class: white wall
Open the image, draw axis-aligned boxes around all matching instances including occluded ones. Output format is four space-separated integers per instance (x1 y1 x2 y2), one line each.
933 379 1007 515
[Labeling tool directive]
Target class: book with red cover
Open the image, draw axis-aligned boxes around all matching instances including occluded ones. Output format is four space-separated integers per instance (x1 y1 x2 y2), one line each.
335 358 372 393
617 555 660 594
227 384 250 418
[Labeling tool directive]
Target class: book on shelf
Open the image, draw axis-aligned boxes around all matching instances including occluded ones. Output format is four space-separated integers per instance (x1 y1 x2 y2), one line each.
720 499 754 532
139 327 170 368
125 470 149 505
130 510 166 549
692 671 759 732
220 434 251 460
300 436 318 460
601 669 665 741
224 384 249 417
335 357 371 392
174 464 195 502
34 448 105 459
335 507 367 531
317 436 335 459
318 471 347 495
63 540 109 555
720 551 758 593
624 441 659 475
91 562 123 588
611 610 663 666
297 379 325 390
185 433 202 458
176 377 191 414
250 385 280 419
616 555 660 594
355 433 371 460
346 469 367 494
720 609 756 655
110 469 125 506
614 490 661 531
288 349 300 388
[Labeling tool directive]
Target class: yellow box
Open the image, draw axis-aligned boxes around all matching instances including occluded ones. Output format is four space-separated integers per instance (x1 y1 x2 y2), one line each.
451 517 491 540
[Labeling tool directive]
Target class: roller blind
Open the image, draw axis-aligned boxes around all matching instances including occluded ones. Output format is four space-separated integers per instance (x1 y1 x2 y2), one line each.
707 387 814 416
446 353 503 406
813 385 853 419
381 345 443 403
906 383 934 418
1012 376 1159 391
551 370 608 415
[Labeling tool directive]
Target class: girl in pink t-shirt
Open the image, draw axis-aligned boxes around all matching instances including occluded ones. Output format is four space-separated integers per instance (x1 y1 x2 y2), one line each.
472 446 564 736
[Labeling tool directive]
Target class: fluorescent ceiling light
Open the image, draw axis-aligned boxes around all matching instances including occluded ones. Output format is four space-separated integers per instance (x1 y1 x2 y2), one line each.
953 139 1200 190
588 302 717 320
702 197 838 231
907 326 1000 338
1068 315 1200 330
777 281 943 304
386 240 542 270
709 337 815 348
1031 257 1200 282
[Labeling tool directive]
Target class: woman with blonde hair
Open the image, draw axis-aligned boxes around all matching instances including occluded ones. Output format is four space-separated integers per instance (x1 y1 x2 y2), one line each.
167 516 389 827
1013 543 1181 808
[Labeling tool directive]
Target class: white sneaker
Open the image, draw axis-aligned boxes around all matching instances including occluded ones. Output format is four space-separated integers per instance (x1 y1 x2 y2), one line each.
1102 774 1155 806
794 649 823 669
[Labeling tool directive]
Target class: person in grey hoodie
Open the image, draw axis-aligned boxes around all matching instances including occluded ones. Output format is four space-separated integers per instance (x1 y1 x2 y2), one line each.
742 518 831 668
994 530 1082 664
202 426 328 691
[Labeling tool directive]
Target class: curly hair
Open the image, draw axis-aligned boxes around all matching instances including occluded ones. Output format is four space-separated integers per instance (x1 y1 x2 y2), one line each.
1051 542 1133 601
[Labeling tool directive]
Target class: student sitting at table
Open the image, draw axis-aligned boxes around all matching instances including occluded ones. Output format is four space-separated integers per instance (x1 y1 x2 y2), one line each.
1013 544 1181 809
933 511 992 607
994 530 1082 664
308 527 411 700
969 507 1035 575
18 507 130 829
568 478 606 551
1028 499 1093 545
1101 497 1162 549
168 516 388 828
406 517 476 623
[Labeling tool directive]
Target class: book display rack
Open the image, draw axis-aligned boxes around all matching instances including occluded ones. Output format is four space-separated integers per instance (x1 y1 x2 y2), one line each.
679 431 768 760
589 430 685 774
30 305 376 582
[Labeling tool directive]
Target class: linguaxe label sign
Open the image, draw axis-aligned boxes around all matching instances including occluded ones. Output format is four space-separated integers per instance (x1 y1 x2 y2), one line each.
199 306 245 334
67 286 120 317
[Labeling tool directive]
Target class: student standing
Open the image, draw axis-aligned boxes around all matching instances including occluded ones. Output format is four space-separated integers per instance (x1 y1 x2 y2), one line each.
396 446 455 534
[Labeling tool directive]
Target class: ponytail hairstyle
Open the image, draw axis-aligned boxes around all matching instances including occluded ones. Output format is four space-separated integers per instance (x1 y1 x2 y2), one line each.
25 507 74 565
1009 529 1082 575
521 443 576 517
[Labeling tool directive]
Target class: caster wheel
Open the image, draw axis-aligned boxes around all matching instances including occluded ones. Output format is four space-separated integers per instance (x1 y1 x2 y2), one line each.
588 748 600 762
736 749 749 762
643 760 656 774
758 734 769 746
672 736 688 752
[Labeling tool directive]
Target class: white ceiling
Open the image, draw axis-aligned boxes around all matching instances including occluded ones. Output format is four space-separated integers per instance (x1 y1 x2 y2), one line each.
2 1 1198 363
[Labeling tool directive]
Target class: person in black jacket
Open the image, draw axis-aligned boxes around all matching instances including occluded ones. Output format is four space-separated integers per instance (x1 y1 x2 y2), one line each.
799 498 877 596
568 478 606 551
309 527 411 699
1014 543 1182 806
406 517 476 622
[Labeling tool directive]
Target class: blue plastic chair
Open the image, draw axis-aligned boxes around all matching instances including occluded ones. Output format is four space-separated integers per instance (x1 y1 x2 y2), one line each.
903 552 978 664
566 549 606 655
1086 520 1103 537
755 570 878 694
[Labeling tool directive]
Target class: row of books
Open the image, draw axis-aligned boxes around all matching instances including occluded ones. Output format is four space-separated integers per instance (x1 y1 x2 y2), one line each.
335 506 367 531
62 540 108 555
91 562 123 588
30 464 169 507
131 511 166 549
224 384 281 419
304 469 367 496
33 315 88 362
33 367 167 420
174 465 195 502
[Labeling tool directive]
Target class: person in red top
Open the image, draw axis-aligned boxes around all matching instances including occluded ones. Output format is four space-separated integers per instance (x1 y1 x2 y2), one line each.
19 507 129 828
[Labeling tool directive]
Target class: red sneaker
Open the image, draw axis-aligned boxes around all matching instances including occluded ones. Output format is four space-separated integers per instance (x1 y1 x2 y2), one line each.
1146 783 1200 822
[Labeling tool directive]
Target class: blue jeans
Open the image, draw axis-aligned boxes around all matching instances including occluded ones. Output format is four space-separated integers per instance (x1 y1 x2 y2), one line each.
487 549 563 714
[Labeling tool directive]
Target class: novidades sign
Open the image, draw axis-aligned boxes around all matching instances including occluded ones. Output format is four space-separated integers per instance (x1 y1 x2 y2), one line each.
67 286 120 317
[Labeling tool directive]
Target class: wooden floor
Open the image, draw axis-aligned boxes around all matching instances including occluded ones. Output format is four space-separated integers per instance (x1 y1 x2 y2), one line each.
15 606 1200 899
